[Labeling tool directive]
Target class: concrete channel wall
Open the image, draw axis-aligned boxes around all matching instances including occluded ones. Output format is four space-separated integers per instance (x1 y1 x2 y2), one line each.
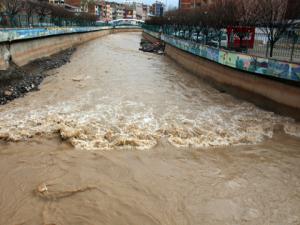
143 31 300 120
0 27 141 70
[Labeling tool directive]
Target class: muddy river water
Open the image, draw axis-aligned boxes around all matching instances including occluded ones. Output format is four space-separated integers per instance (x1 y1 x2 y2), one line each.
0 32 300 225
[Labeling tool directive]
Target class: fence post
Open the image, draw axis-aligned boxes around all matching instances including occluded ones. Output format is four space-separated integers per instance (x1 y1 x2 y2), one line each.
290 34 298 62
218 30 221 48
265 40 269 58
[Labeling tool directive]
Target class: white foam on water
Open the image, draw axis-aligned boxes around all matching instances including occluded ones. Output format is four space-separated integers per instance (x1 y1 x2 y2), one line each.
0 95 299 150
0 33 299 150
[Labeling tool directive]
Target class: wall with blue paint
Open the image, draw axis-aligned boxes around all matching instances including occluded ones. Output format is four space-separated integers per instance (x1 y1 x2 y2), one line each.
0 26 141 43
143 30 300 82
0 26 141 70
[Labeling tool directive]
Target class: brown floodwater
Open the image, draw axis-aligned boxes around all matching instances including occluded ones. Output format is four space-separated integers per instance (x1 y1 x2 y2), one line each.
0 32 299 225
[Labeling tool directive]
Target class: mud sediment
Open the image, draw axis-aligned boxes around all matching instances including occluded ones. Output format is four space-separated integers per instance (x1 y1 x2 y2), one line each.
0 48 76 105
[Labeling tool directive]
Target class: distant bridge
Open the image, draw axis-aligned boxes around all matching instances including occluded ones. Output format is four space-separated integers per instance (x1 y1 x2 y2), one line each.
96 19 144 27
109 19 145 26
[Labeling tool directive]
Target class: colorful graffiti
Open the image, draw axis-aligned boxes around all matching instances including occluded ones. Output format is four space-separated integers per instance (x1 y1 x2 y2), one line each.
267 59 290 79
145 31 300 82
0 27 110 42
206 48 219 62
235 55 257 72
219 51 237 67
0 26 139 43
290 64 300 81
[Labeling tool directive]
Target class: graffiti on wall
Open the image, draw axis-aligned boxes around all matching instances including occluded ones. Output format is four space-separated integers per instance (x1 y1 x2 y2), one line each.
219 51 238 68
0 25 139 43
0 27 111 42
146 31 300 82
290 64 300 81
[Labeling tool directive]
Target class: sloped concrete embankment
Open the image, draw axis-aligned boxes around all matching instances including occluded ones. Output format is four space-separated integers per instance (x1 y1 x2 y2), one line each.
0 28 141 104
0 28 141 71
142 32 300 120
0 44 10 70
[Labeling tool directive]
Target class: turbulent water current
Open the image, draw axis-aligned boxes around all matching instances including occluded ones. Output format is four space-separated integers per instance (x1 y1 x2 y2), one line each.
0 32 299 225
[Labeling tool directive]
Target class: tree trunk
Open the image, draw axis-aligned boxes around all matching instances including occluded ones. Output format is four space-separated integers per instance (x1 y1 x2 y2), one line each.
269 41 274 57
239 36 244 49
9 15 15 27
27 15 31 27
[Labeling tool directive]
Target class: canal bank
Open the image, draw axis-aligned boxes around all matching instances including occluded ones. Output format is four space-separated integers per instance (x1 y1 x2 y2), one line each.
0 32 299 225
0 47 75 105
0 27 142 70
142 31 300 120
0 27 141 104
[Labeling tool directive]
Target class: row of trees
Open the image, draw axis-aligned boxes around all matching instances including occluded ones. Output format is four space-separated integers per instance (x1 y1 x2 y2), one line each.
145 0 300 57
0 0 97 27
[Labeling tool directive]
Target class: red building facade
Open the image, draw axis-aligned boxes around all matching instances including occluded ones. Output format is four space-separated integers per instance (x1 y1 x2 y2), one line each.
179 0 211 10
65 0 81 7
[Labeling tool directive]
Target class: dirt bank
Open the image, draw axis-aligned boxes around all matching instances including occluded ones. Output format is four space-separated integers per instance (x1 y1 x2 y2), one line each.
0 48 75 105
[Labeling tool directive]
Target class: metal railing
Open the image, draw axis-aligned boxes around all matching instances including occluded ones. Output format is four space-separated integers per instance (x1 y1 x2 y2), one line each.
0 14 144 29
0 15 98 28
143 24 300 63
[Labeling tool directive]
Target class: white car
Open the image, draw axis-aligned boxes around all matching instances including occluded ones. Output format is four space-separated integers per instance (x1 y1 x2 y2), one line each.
209 33 228 48
191 32 205 42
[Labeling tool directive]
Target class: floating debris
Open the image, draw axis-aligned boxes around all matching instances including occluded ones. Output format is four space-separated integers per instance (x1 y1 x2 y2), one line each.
139 39 165 54
37 183 48 194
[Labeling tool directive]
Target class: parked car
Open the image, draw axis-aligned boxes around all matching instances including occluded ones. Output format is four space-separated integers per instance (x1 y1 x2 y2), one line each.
209 33 228 48
172 30 191 39
191 32 205 42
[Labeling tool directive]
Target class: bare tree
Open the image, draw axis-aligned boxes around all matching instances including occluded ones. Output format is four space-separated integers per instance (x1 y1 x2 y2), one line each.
76 11 97 25
208 0 238 46
80 0 95 13
236 0 260 26
209 0 238 29
257 0 300 57
0 0 23 25
35 1 52 23
0 1 5 26
225 0 261 50
50 4 75 26
0 1 4 13
0 1 5 17
23 0 37 26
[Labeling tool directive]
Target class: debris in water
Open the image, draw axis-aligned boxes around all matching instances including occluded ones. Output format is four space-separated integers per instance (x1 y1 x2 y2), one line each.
37 183 48 194
72 77 83 82
139 39 165 54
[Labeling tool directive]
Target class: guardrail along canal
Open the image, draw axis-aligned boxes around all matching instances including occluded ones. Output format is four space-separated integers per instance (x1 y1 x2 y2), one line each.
0 32 299 225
